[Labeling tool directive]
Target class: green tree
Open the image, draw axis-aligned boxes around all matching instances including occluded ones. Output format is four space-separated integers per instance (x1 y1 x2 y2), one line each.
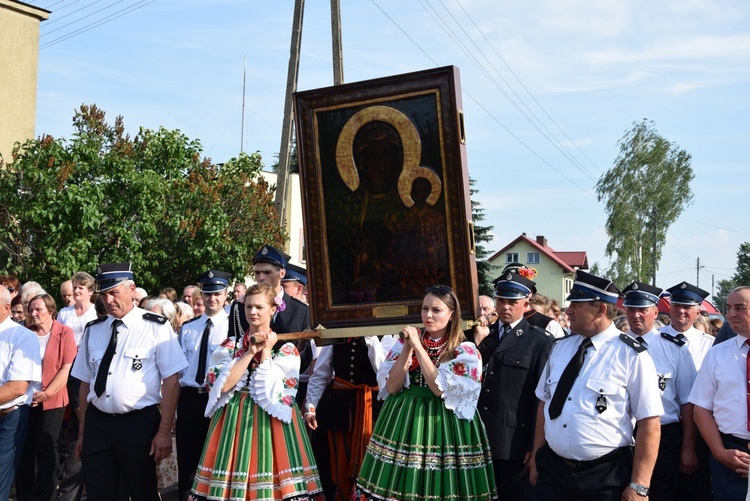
714 278 736 315
732 242 750 285
715 242 750 313
595 119 694 286
0 104 285 294
470 178 495 295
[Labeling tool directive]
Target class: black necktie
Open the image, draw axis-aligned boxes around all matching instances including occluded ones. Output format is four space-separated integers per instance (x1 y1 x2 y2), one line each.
636 336 646 346
95 319 122 397
195 318 212 385
548 337 593 419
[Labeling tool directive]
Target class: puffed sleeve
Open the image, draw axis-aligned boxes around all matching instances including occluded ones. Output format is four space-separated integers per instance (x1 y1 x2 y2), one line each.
365 335 386 373
248 342 300 424
203 337 241 417
434 342 482 420
377 338 408 400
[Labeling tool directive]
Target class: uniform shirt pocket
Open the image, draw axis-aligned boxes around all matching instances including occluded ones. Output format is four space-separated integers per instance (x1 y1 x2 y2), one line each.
585 378 622 415
123 347 152 375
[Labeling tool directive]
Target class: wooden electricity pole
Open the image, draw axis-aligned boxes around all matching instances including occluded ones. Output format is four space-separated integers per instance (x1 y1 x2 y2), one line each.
274 0 305 227
274 0 344 229
331 0 344 85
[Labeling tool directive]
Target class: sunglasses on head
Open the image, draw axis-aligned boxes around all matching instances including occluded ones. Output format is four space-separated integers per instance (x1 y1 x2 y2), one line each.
425 285 453 295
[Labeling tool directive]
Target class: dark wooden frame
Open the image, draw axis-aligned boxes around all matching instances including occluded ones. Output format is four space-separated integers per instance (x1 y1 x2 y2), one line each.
294 66 477 329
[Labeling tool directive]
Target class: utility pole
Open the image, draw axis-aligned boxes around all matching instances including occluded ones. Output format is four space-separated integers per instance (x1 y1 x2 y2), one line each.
696 257 705 287
241 56 246 153
331 0 344 85
274 0 305 228
651 206 657 286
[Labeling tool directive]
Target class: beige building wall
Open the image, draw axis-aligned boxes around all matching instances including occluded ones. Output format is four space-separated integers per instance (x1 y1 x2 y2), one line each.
259 171 305 267
0 0 49 163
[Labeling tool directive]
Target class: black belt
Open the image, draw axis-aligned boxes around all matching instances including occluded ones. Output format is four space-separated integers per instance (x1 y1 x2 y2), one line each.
548 445 630 471
720 432 750 453
92 403 156 418
181 386 208 395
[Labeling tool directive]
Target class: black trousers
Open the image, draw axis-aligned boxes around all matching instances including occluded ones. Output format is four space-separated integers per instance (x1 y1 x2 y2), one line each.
57 411 85 501
532 444 633 501
650 422 681 501
175 388 211 501
16 405 65 501
493 458 530 501
82 404 160 501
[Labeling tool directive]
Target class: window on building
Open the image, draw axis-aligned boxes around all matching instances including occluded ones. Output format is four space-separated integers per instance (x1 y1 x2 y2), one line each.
527 252 540 264
506 252 519 263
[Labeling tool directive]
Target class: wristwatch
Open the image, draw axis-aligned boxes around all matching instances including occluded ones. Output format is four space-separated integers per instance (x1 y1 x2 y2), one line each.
628 482 649 497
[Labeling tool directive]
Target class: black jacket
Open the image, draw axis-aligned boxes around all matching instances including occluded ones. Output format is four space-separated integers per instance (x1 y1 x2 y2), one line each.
476 318 553 460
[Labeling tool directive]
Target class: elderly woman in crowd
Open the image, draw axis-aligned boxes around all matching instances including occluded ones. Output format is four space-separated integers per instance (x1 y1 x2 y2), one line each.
15 293 77 501
57 272 98 347
145 297 180 332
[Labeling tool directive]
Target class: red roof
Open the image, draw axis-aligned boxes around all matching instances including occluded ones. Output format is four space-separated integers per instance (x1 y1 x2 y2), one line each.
555 251 589 269
489 234 588 274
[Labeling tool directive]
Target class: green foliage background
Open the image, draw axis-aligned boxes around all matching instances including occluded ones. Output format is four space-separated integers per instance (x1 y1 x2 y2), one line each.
0 105 285 294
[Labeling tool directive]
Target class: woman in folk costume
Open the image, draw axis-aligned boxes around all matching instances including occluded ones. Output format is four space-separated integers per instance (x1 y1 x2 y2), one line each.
303 334 392 500
190 283 323 501
352 285 498 501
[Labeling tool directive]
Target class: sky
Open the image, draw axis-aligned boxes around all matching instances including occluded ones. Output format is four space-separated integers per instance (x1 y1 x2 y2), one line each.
31 0 750 299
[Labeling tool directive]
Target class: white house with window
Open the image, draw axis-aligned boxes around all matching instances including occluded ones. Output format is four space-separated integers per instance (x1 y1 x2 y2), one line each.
488 234 589 306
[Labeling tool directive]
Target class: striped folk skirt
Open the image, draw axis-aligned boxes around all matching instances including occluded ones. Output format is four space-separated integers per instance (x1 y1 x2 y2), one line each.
352 385 498 501
190 390 324 501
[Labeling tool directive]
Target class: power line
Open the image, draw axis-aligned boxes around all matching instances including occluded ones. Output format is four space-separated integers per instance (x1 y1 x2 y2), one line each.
42 1 125 37
369 0 594 197
424 0 599 182
42 0 104 27
451 0 603 175
40 1 155 50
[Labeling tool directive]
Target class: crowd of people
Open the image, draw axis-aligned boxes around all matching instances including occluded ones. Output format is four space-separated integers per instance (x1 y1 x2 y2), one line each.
1 251 749 501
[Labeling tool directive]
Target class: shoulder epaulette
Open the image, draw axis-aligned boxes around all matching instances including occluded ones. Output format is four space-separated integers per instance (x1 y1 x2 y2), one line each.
660 331 686 347
85 316 107 329
528 323 555 341
143 312 168 324
619 333 647 352
182 316 201 326
288 296 308 306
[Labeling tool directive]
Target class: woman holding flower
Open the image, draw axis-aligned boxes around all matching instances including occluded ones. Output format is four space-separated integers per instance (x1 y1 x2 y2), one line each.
352 285 498 500
190 283 323 501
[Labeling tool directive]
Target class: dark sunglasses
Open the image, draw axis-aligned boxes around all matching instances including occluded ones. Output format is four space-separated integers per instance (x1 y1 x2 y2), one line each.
425 285 453 295
5 286 14 293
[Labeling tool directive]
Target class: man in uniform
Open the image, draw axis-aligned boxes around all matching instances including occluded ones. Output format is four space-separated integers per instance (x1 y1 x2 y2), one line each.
689 286 750 501
71 263 187 500
530 271 663 500
0 285 41 501
473 272 553 500
281 263 307 302
622 281 698 500
660 282 713 371
228 245 310 337
176 270 231 501
660 281 714 499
